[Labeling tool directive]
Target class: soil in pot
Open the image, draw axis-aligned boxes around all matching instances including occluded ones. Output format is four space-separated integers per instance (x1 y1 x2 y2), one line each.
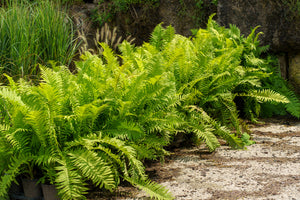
42 184 59 200
21 179 42 200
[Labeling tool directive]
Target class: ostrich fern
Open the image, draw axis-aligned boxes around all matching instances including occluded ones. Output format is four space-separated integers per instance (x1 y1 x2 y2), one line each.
0 15 297 200
0 57 174 199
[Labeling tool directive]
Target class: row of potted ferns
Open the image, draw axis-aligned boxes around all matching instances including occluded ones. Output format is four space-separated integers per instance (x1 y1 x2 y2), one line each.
10 178 58 200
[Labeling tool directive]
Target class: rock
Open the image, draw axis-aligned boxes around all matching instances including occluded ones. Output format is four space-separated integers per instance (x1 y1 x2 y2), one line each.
278 54 288 79
158 0 217 36
158 0 197 36
217 0 300 92
289 53 300 94
217 0 300 52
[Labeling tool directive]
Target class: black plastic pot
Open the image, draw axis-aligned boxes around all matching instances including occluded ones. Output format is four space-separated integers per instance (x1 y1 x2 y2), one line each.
9 180 23 200
42 184 59 200
21 179 42 200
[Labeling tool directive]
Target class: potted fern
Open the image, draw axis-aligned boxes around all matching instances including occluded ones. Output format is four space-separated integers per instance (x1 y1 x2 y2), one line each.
0 64 174 200
39 167 59 200
21 162 43 200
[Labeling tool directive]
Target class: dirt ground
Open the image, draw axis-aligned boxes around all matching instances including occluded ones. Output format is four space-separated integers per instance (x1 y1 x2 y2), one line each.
89 117 300 200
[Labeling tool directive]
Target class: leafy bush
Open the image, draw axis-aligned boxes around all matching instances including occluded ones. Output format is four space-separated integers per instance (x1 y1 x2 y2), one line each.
146 16 290 150
0 0 78 81
0 56 174 199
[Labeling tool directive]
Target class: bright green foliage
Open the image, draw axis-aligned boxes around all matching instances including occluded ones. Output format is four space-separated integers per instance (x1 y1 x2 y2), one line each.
259 62 300 118
241 133 255 146
147 15 292 149
0 51 174 199
0 15 296 199
0 0 78 81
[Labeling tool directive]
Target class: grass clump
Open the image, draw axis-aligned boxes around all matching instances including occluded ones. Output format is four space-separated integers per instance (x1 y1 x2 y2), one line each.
0 0 78 81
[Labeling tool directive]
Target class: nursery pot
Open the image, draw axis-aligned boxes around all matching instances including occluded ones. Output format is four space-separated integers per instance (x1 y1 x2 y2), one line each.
42 184 60 200
9 179 23 200
21 179 42 200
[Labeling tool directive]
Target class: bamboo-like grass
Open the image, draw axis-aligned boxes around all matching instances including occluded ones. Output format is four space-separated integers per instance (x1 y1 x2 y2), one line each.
0 0 78 81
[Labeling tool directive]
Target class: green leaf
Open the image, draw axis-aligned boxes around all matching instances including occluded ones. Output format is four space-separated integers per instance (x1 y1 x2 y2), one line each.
241 133 255 146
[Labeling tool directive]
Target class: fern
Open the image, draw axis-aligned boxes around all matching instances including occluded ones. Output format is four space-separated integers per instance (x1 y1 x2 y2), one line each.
260 66 300 118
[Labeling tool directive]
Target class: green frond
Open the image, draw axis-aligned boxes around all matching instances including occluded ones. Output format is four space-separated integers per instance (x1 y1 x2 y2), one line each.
68 149 116 191
237 76 262 88
185 107 220 151
244 54 264 67
217 93 241 133
4 128 32 154
284 92 300 118
150 24 175 50
103 121 145 141
192 124 220 151
55 156 88 200
0 154 31 198
100 42 119 71
239 89 290 104
0 87 28 112
3 74 17 91
118 41 136 62
206 13 218 31
75 101 109 128
228 24 241 40
214 125 244 149
126 177 174 200
99 137 146 180
245 26 261 44
25 110 48 148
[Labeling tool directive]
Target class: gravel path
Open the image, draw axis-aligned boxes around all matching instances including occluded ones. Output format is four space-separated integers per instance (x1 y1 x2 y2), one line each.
89 118 300 200
137 118 300 200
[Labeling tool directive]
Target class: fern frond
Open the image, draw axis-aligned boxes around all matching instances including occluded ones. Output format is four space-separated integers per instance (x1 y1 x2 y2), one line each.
214 124 244 149
185 107 220 151
238 89 289 103
192 123 220 151
100 42 119 71
0 87 28 112
150 24 175 50
4 128 32 154
55 155 88 200
284 92 300 118
25 110 49 148
244 54 264 67
126 177 174 200
68 149 116 191
99 137 146 180
103 121 145 141
217 93 241 134
0 154 31 198
228 24 241 40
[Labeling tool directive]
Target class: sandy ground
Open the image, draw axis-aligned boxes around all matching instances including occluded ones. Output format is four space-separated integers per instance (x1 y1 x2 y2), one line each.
89 118 300 200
